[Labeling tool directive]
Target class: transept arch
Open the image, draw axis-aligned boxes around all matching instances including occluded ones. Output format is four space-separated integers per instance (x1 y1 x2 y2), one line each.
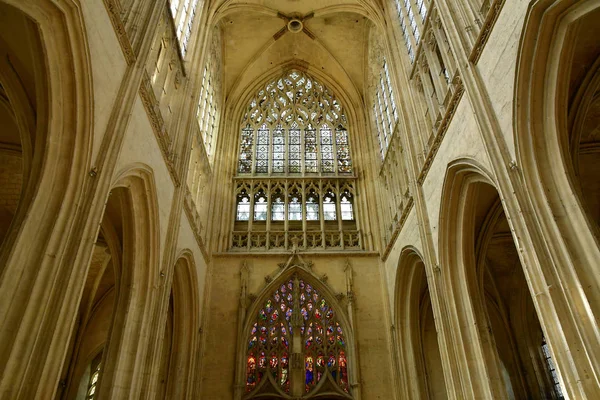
393 246 447 400
235 262 358 399
0 0 94 397
438 159 562 399
161 250 201 399
90 165 161 399
514 1 600 396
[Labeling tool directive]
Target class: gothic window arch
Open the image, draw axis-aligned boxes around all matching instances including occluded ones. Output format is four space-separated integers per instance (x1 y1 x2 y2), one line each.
236 70 352 176
244 275 351 398
231 70 361 252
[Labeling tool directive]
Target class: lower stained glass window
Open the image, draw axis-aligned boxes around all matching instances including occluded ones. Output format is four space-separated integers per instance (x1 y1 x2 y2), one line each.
245 277 349 395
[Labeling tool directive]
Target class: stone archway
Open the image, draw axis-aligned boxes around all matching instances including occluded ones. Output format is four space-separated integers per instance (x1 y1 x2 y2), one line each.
236 261 357 400
394 247 447 400
438 160 558 399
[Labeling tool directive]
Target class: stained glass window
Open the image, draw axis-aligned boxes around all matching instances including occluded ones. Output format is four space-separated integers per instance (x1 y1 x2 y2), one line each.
306 187 319 221
271 188 285 221
288 187 302 221
236 70 353 176
238 126 254 173
542 337 564 399
245 277 349 395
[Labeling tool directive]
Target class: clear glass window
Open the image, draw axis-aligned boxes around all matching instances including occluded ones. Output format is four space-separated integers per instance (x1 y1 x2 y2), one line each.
254 191 268 221
237 191 251 221
323 191 337 221
340 191 354 221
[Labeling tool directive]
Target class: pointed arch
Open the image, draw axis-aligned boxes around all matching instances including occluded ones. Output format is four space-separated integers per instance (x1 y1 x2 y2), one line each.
514 1 600 396
97 164 161 399
0 0 94 396
394 246 447 400
236 264 356 399
165 250 201 399
438 159 507 399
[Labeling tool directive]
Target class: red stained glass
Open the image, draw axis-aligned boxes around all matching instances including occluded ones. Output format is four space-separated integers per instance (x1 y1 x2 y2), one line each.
245 278 349 395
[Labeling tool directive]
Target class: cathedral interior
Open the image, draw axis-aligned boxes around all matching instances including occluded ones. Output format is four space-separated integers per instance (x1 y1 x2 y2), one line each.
0 0 599 399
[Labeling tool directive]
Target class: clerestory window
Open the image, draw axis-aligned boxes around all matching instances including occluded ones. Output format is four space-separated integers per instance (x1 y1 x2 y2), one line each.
373 59 399 158
168 0 201 57
245 277 350 396
196 53 220 158
393 0 429 62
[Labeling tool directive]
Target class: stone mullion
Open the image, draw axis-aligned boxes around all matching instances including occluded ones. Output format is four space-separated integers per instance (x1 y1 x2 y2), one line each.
319 180 326 248
266 180 272 250
301 180 307 248
284 180 289 249
431 14 458 79
268 126 273 175
335 180 343 248
247 184 255 250
330 123 340 177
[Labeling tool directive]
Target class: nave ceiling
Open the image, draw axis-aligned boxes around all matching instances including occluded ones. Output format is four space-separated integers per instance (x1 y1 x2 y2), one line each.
209 0 386 105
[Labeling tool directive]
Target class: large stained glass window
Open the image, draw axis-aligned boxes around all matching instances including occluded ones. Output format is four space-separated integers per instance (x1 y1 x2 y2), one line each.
236 70 353 176
232 70 361 252
245 277 349 396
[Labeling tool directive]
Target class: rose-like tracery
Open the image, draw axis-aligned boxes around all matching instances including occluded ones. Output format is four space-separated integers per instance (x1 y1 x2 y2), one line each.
237 70 353 176
245 278 349 396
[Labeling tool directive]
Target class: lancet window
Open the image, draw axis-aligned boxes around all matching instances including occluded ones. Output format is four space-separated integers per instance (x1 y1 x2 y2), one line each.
373 60 399 158
168 0 201 57
245 277 350 397
232 70 361 252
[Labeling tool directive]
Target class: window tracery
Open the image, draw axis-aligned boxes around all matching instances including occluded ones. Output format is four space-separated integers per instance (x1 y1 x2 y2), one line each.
236 70 352 176
231 70 361 252
245 277 350 397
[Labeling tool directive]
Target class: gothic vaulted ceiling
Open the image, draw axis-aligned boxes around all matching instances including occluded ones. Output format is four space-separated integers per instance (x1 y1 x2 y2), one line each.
210 0 385 103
